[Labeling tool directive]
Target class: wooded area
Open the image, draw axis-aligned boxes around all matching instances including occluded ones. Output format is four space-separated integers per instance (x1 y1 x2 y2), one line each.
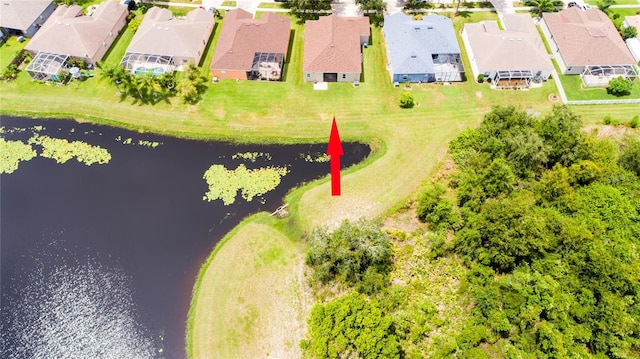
302 106 640 358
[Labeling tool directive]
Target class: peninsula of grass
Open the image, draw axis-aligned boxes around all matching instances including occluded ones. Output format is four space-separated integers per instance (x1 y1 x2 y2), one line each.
3 11 640 358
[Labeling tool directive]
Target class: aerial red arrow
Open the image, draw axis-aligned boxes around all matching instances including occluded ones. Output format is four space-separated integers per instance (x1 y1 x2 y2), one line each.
326 117 343 196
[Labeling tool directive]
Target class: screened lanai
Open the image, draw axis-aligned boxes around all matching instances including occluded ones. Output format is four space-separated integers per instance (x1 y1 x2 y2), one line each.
248 52 284 81
121 52 175 76
26 52 69 82
492 70 534 89
580 65 638 87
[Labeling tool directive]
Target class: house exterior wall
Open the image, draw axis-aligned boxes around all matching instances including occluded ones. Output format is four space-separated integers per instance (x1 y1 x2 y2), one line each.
211 69 248 80
359 34 370 46
23 1 56 37
303 72 360 82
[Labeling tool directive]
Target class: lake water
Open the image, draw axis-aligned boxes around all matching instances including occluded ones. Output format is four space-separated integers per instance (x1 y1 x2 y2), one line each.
0 116 370 358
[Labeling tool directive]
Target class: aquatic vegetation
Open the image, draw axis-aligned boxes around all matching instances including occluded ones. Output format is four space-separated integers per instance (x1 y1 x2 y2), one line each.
0 138 37 174
232 152 272 162
115 136 161 148
203 164 289 205
28 135 111 165
300 152 330 163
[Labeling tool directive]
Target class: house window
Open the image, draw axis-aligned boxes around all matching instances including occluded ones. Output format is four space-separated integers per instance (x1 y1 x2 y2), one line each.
342 74 346 79
402 75 408 80
221 70 226 76
306 73 310 78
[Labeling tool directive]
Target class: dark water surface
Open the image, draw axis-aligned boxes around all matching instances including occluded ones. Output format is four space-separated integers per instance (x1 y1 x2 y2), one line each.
0 116 369 358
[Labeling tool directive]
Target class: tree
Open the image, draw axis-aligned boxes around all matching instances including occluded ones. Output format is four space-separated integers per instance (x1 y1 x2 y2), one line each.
527 0 560 17
399 91 415 108
177 61 208 104
607 76 632 96
619 136 640 177
597 0 615 14
287 0 332 22
416 183 458 229
536 105 586 167
301 292 402 359
355 0 385 25
305 219 392 293
620 25 638 40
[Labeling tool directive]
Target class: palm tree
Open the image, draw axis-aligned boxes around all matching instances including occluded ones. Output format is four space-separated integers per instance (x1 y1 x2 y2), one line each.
529 0 559 16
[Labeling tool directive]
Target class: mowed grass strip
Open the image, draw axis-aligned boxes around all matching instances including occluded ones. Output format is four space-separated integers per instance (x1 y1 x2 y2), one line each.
189 216 310 359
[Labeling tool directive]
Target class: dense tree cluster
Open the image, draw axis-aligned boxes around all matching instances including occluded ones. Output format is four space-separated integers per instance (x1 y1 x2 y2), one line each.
433 105 640 357
306 219 392 294
301 292 401 359
286 0 332 22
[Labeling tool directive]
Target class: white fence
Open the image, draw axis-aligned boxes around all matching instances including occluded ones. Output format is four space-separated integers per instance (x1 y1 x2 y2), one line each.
566 99 640 105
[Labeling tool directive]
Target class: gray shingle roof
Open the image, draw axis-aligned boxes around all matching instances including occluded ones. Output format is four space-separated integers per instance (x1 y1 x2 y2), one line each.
0 0 53 32
383 13 460 75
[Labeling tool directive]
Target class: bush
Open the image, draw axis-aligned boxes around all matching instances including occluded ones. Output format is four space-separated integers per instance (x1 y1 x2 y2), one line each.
630 115 639 129
399 91 415 108
477 74 485 83
606 76 632 96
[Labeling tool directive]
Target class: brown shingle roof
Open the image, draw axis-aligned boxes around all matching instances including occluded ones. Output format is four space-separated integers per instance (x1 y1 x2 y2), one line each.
210 8 290 71
125 7 213 60
0 0 53 32
464 14 552 72
303 15 369 73
25 1 127 61
542 7 635 66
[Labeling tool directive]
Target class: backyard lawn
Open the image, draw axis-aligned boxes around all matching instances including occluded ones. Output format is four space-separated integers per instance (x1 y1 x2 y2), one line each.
0 37 28 71
2 9 640 359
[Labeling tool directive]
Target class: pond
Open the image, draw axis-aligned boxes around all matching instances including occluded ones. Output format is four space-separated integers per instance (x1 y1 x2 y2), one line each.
0 116 370 358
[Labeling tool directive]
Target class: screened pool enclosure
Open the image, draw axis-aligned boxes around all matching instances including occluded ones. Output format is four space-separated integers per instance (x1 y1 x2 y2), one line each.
26 52 69 82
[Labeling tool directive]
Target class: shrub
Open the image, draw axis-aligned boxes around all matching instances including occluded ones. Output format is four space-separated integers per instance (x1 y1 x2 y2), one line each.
630 115 639 128
606 76 632 96
477 74 485 83
603 115 613 125
399 91 415 109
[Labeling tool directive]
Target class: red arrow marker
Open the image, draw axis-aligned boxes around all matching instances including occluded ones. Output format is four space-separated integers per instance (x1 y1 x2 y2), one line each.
326 117 343 196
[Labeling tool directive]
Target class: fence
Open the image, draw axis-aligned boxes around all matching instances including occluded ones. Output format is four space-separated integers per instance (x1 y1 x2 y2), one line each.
566 99 640 105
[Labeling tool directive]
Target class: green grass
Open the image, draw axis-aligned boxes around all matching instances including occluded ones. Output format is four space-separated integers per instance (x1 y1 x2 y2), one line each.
558 70 640 100
221 0 236 6
0 37 28 70
188 214 309 359
257 2 285 9
3 10 640 358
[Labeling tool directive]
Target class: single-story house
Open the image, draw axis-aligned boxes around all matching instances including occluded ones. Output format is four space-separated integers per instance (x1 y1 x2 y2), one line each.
210 9 290 81
540 7 637 86
121 7 214 75
382 13 464 84
303 14 370 83
462 13 553 88
0 0 56 37
623 15 640 62
25 0 127 81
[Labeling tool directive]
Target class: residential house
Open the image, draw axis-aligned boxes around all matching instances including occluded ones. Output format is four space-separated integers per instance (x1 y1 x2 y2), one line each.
623 15 640 63
462 13 553 88
383 12 463 84
210 8 290 81
540 7 637 86
25 0 128 81
0 0 56 37
303 14 370 83
121 7 214 75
